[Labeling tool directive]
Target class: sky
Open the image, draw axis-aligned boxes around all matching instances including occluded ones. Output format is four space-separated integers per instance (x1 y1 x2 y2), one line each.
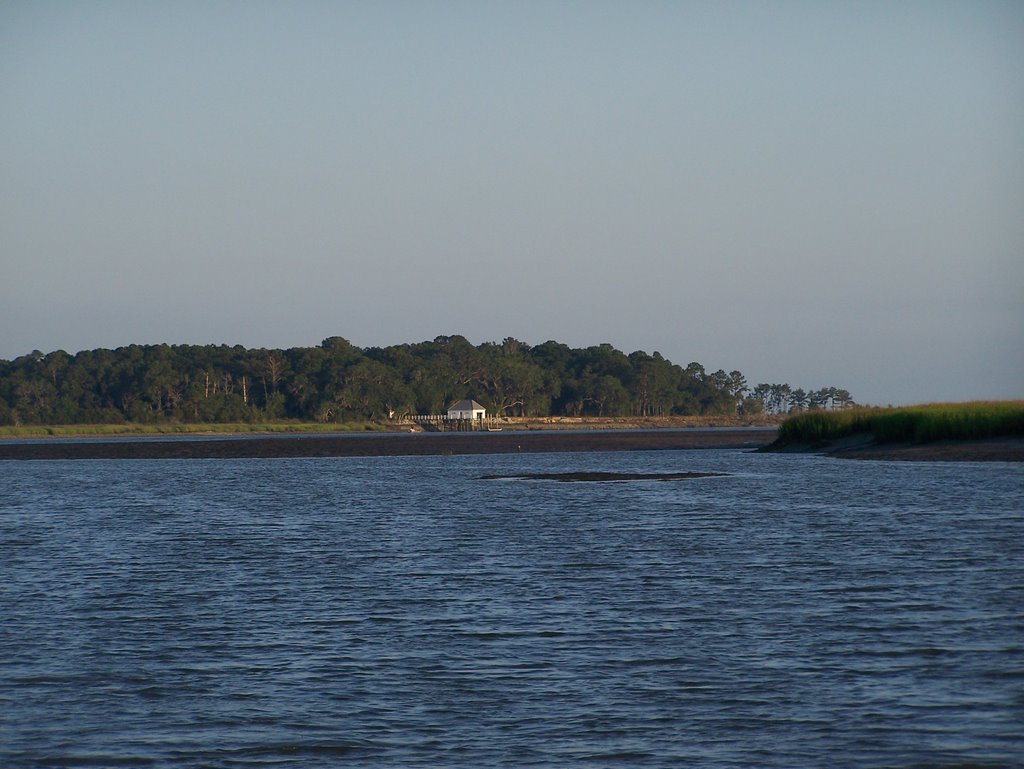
2 1 1022 406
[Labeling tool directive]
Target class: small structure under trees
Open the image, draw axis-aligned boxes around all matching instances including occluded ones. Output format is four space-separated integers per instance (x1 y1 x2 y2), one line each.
447 399 486 420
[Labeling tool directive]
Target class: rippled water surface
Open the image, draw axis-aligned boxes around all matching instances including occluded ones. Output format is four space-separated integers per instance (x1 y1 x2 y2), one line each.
2 450 1022 768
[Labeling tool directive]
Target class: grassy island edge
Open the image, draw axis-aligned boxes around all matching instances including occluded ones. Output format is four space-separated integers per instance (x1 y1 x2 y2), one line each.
763 401 1024 461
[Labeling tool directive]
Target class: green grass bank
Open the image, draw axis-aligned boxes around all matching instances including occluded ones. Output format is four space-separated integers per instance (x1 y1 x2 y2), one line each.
776 402 1024 445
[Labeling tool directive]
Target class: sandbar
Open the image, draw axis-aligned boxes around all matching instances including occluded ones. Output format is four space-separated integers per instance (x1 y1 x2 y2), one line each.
0 428 774 461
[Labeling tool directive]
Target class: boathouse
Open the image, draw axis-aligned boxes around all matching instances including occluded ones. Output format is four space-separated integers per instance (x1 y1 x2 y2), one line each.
447 399 486 420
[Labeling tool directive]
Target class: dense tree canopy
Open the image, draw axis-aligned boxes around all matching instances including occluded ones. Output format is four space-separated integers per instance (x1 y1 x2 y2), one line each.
0 337 853 425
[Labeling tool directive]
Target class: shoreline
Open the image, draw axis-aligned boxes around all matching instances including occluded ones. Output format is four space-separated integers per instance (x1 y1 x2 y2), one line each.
0 415 782 441
5 426 1018 462
0 428 775 460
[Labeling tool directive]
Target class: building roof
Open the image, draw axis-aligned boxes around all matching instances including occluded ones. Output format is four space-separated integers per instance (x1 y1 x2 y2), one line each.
448 399 485 411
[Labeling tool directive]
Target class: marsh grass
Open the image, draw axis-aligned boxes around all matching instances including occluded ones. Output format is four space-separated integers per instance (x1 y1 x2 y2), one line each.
778 402 1024 445
0 421 390 439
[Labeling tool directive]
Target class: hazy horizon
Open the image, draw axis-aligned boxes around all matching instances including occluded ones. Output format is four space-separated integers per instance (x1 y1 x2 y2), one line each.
3 2 1022 406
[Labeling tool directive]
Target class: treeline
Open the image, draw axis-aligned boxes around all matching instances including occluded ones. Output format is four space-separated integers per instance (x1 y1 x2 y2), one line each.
0 336 853 425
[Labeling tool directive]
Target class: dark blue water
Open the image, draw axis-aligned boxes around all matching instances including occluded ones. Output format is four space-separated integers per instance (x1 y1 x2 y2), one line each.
2 450 1022 768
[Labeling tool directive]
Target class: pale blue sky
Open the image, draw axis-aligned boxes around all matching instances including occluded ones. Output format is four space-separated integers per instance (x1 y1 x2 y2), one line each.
2 1 1022 405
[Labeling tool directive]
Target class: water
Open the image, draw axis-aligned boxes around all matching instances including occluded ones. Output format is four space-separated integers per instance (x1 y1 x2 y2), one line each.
2 450 1022 768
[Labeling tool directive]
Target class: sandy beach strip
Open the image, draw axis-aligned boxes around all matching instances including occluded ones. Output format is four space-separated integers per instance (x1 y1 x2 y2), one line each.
0 428 776 461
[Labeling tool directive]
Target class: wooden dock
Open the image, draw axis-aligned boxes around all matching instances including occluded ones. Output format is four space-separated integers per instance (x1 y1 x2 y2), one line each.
403 415 504 432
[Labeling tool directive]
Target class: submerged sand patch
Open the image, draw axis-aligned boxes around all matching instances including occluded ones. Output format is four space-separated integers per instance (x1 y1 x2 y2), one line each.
480 471 728 482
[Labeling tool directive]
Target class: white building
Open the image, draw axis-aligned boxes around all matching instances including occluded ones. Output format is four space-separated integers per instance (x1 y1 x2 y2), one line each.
447 399 486 420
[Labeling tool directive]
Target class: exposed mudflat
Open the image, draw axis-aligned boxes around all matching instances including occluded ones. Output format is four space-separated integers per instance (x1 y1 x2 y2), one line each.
0 428 774 460
765 435 1024 462
830 437 1024 462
